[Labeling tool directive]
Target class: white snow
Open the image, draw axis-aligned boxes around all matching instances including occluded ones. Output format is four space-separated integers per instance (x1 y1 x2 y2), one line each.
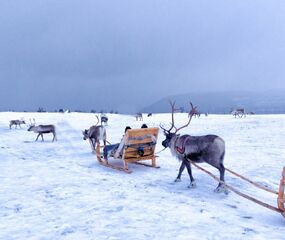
0 112 284 239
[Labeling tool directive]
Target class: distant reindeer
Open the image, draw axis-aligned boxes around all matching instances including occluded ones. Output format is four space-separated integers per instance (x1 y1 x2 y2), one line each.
9 119 26 129
188 108 200 118
231 108 246 118
82 116 106 152
147 113 152 117
135 113 143 121
27 120 57 142
100 114 108 126
161 101 226 193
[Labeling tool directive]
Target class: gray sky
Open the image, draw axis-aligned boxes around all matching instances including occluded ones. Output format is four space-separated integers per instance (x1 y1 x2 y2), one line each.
1 0 285 113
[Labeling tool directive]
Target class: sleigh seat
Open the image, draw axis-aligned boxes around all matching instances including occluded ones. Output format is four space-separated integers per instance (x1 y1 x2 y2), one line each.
96 127 159 173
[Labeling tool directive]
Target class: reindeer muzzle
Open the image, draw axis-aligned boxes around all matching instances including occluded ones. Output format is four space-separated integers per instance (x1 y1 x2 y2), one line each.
162 139 169 148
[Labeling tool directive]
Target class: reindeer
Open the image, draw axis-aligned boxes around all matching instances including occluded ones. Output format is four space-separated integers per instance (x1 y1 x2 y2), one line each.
82 116 106 152
27 120 57 142
9 119 26 129
160 101 226 193
135 113 143 121
188 108 200 118
100 114 108 126
231 108 246 118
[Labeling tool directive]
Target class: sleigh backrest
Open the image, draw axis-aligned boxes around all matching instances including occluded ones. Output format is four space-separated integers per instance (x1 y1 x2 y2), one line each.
123 127 159 160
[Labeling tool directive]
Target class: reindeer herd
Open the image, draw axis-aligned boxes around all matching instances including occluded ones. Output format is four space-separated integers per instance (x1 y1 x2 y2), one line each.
7 104 244 194
9 118 57 141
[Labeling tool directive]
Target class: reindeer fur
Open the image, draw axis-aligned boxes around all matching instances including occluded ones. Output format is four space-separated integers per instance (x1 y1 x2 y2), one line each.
82 125 106 151
28 125 57 142
9 120 26 129
161 101 227 192
163 133 226 191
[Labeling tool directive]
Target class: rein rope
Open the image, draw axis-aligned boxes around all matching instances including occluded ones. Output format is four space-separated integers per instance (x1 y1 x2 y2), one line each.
155 147 167 154
189 160 283 214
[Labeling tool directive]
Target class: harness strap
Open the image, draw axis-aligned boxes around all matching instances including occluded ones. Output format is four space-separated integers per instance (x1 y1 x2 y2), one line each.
174 135 188 154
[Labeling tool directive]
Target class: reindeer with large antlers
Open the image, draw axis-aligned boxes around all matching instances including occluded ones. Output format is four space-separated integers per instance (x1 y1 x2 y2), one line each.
161 101 226 193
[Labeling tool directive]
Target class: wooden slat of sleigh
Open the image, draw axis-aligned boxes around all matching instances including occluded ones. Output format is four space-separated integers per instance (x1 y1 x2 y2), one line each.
124 127 159 145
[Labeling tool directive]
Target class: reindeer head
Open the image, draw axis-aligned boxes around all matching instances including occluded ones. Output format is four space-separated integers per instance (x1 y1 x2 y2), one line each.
82 129 89 140
161 132 176 148
27 118 36 131
20 118 26 125
160 101 197 148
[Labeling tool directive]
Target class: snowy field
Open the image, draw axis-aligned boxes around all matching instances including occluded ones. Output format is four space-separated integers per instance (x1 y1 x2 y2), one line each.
0 112 285 240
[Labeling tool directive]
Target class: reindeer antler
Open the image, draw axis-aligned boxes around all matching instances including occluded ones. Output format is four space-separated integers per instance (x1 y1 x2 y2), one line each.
95 115 100 126
174 102 197 134
29 118 36 127
159 100 181 133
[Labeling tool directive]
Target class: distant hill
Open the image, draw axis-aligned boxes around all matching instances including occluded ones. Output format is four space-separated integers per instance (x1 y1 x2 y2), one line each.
141 90 285 114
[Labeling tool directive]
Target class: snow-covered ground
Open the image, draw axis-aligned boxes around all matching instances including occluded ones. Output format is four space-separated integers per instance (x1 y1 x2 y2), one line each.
0 112 284 240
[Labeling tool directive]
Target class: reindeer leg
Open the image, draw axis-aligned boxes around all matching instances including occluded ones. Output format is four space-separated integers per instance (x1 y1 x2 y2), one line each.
175 161 186 182
214 163 228 193
41 134 44 141
218 163 225 185
35 133 40 141
184 159 196 188
90 139 95 152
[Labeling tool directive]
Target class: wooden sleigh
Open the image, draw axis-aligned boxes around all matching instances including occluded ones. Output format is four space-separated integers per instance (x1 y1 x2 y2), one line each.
95 127 160 173
278 167 285 218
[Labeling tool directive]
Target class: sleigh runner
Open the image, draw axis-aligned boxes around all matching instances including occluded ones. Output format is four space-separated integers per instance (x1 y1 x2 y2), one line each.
95 127 160 173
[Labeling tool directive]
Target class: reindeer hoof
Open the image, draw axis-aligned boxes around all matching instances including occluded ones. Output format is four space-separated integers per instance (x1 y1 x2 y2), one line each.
174 178 181 182
214 185 229 194
188 181 196 188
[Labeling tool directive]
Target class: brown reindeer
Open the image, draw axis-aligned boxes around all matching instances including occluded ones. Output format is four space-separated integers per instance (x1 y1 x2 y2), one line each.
161 101 226 193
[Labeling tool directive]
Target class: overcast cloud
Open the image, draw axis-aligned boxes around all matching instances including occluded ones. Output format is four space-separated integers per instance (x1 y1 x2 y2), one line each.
0 0 285 113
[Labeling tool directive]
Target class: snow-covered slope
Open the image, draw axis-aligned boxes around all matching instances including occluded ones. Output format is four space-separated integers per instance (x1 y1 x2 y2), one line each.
0 112 284 239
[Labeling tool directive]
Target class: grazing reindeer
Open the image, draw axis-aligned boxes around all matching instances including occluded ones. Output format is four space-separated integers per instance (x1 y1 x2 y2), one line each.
9 119 26 129
82 116 106 152
231 108 246 118
161 101 226 193
135 113 143 121
27 122 57 142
